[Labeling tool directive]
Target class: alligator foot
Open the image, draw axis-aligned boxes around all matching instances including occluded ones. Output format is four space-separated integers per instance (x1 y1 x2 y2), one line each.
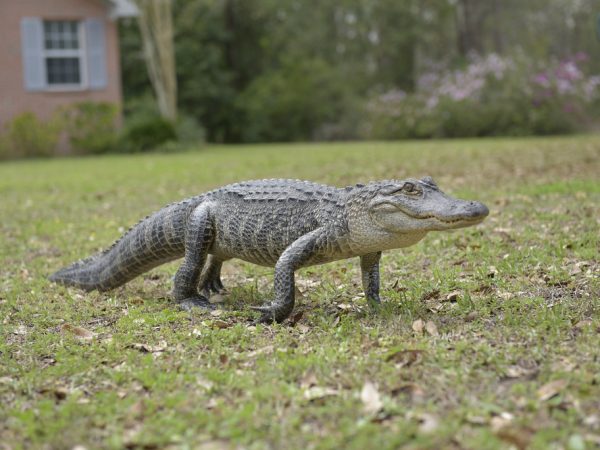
250 302 292 324
177 295 216 311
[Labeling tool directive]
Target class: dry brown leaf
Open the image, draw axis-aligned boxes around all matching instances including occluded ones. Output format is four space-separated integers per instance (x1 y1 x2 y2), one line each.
336 303 353 311
196 439 233 450
300 371 318 389
61 324 96 341
574 319 592 329
219 354 229 365
385 349 423 368
425 321 439 337
445 291 460 302
360 381 383 415
212 319 231 329
537 379 568 401
209 294 226 304
128 341 168 353
247 345 274 358
487 266 498 278
418 413 439 433
196 377 214 391
289 311 304 325
412 319 424 333
490 412 514 432
12 325 28 335
391 383 425 401
496 426 534 450
39 386 70 401
303 386 338 402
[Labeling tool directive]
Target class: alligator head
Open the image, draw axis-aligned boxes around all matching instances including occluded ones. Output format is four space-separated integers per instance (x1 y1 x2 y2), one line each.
366 176 489 233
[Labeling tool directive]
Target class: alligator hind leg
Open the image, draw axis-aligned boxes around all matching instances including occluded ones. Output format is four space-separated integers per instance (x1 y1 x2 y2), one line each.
173 205 215 311
198 255 227 298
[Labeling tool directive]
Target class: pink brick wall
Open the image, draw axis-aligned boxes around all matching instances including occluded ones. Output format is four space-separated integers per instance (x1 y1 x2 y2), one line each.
0 0 123 127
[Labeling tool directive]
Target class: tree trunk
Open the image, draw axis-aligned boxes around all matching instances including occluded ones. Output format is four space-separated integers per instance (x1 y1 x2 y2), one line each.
135 0 178 121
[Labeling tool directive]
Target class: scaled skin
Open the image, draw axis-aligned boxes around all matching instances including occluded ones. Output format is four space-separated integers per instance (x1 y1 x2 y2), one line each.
50 177 489 323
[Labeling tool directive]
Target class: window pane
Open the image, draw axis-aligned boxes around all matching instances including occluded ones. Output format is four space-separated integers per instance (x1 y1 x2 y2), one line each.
43 20 79 50
46 58 81 84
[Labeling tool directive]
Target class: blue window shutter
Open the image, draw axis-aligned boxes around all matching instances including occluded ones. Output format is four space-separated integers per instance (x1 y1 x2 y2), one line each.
85 19 108 90
20 17 46 91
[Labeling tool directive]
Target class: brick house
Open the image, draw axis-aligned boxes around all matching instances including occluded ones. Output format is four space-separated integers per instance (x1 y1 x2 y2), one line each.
0 0 137 127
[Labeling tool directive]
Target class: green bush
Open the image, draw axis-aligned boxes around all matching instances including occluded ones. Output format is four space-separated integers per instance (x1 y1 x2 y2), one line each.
0 112 61 159
119 115 177 152
237 58 356 142
61 102 119 154
365 54 599 140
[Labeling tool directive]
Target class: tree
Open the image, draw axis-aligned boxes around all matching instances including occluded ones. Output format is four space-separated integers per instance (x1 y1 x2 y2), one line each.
134 0 178 121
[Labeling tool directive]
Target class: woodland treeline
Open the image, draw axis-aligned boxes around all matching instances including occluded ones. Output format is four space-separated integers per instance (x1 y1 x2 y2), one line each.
118 0 599 143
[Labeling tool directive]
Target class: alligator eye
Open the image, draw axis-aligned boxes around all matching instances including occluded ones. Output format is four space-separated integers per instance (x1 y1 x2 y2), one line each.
401 182 419 194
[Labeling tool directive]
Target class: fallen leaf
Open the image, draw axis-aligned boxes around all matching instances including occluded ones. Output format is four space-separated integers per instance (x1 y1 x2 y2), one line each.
390 383 425 401
445 291 460 302
196 439 232 450
127 341 168 353
247 345 274 358
385 349 423 368
412 319 424 333
289 311 304 325
196 377 214 391
336 303 353 311
39 386 70 401
12 325 28 335
409 412 438 433
490 412 514 432
303 386 338 402
496 426 534 450
300 371 318 389
465 415 487 425
361 381 383 415
574 319 592 329
61 324 96 341
219 354 229 365
209 294 226 304
212 319 231 329
537 379 568 401
425 321 439 337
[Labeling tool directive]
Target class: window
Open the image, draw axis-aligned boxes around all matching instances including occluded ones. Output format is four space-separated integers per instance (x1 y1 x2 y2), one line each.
21 17 107 92
42 20 85 87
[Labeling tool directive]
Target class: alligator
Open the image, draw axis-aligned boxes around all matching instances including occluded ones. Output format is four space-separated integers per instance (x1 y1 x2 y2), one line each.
49 177 489 323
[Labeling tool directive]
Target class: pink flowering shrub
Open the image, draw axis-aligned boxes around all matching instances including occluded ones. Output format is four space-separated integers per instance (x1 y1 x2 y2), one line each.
366 53 600 139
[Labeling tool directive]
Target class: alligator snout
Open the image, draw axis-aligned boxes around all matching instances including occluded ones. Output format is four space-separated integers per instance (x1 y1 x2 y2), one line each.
466 201 489 219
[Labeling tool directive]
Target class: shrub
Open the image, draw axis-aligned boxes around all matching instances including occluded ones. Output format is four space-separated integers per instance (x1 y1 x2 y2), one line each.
237 58 356 142
0 112 61 158
119 114 177 152
366 53 600 139
61 102 119 154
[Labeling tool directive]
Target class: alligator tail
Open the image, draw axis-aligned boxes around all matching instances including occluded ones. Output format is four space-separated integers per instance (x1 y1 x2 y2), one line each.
49 200 197 291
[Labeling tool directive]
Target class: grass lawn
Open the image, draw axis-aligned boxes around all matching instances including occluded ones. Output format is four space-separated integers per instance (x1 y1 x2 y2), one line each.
1 136 599 450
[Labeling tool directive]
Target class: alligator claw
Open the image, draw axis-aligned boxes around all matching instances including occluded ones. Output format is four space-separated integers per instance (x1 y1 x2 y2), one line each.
177 295 216 311
250 303 287 324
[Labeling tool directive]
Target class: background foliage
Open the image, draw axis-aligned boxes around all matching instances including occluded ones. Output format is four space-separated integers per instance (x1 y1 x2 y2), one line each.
118 0 600 143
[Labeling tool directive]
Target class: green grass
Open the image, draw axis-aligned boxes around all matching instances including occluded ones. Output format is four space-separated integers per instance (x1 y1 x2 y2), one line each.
1 136 599 449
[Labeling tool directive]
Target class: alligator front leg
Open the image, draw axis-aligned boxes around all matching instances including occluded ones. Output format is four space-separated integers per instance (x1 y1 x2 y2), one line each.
252 228 329 324
173 204 215 311
360 251 381 306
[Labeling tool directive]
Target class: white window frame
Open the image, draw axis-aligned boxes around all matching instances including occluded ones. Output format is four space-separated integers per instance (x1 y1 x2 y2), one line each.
42 20 88 91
